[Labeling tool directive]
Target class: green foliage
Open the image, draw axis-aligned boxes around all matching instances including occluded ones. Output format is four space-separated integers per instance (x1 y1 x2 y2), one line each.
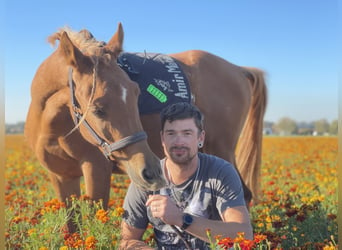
314 119 330 135
273 117 298 135
329 120 338 135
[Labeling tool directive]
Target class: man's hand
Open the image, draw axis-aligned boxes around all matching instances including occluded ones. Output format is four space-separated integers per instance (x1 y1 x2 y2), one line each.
146 194 183 227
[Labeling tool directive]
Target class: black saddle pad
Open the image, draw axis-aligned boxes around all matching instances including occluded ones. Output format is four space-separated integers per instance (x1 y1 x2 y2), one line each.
117 52 191 115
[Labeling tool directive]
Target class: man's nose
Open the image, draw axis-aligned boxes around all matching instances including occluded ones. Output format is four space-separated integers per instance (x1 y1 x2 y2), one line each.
173 135 185 145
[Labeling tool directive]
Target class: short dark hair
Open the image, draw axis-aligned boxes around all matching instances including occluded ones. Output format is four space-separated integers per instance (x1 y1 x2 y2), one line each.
160 102 204 132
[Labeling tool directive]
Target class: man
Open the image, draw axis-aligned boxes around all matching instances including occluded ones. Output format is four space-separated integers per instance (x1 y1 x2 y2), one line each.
120 102 253 249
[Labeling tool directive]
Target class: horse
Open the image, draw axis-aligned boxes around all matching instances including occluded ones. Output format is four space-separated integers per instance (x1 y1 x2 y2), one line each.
25 23 267 232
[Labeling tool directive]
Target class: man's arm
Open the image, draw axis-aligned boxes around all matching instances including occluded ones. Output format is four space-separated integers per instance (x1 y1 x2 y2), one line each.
183 205 253 242
146 195 253 242
119 221 154 250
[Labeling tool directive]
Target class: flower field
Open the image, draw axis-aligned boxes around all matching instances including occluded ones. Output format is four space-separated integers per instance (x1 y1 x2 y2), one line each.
5 135 338 249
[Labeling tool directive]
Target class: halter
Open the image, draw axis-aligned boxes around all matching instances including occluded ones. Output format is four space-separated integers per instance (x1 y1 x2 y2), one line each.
68 67 147 159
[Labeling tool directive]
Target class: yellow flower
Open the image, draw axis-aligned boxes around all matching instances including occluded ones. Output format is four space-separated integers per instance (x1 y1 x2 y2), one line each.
271 215 281 221
257 222 264 228
27 228 36 236
323 245 337 250
113 207 125 217
265 216 271 223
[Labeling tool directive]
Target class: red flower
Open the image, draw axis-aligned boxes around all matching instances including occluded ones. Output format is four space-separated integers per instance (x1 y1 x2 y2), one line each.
217 237 234 249
239 239 255 250
285 208 298 217
254 234 267 243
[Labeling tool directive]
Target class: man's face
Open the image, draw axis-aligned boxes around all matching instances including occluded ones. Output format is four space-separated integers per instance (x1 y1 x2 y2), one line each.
161 118 204 165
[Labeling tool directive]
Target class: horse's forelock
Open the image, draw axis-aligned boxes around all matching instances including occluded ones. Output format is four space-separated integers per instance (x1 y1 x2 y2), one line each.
48 27 106 56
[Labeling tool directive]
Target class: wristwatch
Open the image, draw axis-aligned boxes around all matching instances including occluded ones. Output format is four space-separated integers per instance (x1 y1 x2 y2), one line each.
181 213 193 230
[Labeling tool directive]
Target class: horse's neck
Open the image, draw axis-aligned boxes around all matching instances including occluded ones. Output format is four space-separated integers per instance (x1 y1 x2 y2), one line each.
31 55 69 102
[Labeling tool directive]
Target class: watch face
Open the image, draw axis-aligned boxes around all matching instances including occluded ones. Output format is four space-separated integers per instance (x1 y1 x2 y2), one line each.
184 213 193 224
181 213 193 230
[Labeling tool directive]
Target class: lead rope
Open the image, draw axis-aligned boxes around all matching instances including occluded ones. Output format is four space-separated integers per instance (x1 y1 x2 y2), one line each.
170 225 192 250
152 189 192 250
160 162 194 250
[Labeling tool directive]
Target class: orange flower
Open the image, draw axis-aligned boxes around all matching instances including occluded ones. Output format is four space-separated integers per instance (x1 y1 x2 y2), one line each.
234 232 245 243
96 209 109 223
41 198 66 214
64 233 84 248
85 236 98 249
11 216 22 224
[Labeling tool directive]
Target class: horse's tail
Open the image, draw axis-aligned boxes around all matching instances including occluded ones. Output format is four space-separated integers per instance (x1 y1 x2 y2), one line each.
236 67 267 204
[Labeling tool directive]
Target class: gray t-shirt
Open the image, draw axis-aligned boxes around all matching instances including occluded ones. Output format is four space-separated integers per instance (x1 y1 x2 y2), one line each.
122 153 245 250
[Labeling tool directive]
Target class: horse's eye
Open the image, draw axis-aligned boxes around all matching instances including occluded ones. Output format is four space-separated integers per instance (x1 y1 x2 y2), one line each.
93 107 106 118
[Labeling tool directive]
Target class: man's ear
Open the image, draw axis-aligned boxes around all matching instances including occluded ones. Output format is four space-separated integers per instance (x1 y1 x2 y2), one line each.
200 130 205 143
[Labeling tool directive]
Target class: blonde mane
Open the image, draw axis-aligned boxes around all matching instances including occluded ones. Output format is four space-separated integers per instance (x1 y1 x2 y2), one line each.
48 27 106 55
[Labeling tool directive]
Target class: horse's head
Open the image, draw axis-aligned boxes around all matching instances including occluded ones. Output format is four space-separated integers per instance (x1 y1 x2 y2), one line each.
53 23 165 190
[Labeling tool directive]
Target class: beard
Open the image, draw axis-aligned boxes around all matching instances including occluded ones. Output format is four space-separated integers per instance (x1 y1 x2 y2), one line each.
168 146 197 165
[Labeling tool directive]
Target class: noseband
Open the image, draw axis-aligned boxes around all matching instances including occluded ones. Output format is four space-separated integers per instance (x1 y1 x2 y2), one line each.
68 67 147 159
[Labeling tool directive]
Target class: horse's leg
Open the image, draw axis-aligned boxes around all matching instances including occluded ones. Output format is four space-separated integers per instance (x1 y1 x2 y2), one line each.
48 171 81 232
81 159 112 210
32 92 111 232
48 172 81 200
43 147 113 232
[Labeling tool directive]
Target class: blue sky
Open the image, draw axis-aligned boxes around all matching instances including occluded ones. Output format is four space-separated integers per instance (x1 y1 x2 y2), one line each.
4 0 338 124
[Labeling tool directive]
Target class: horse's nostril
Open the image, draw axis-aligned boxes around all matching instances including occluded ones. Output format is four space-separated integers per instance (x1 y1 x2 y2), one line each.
142 168 154 182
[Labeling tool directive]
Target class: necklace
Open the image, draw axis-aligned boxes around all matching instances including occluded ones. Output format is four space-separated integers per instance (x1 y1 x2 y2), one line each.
165 159 201 209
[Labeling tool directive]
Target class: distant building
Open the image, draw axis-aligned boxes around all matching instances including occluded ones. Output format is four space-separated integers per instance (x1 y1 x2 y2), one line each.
5 122 25 134
263 127 273 135
263 121 274 135
297 122 314 135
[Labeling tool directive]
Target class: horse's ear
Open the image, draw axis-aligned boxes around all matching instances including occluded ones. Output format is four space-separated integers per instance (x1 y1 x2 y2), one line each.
106 22 124 57
60 32 92 71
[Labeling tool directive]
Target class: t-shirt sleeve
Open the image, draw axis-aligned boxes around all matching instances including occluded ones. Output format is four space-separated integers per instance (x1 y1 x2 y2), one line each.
122 182 150 229
213 160 246 216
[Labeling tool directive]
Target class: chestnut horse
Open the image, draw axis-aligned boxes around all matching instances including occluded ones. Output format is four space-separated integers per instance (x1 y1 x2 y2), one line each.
25 23 267 230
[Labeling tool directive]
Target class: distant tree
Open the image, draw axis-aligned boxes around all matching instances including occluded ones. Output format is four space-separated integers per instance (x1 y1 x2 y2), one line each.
314 119 330 135
329 120 338 135
274 117 297 135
